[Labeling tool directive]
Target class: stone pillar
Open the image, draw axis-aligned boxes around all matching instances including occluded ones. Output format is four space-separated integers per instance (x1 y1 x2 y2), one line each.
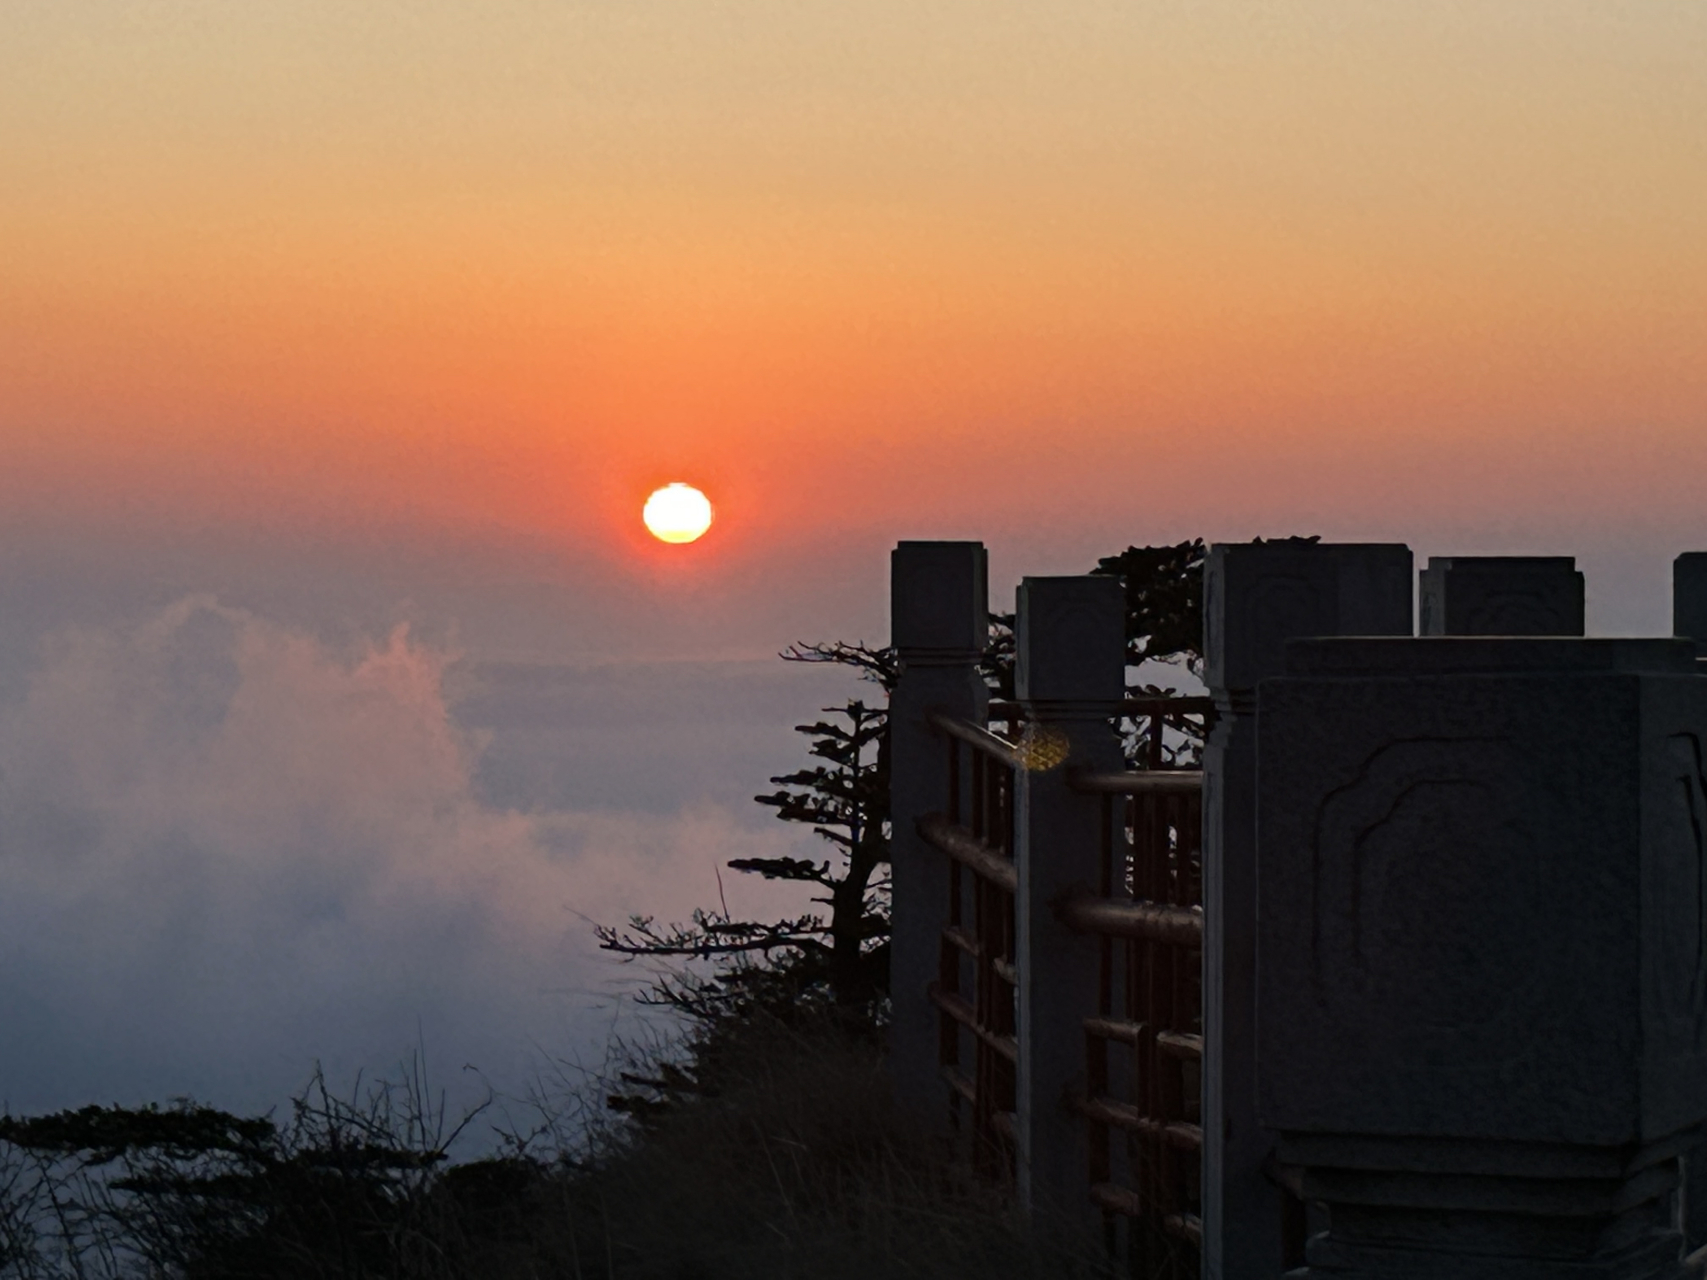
1258 636 1707 1278
1676 554 1707 653
1201 541 1413 1280
1013 575 1125 1218
1676 551 1707 1255
1419 555 1585 635
888 541 990 1121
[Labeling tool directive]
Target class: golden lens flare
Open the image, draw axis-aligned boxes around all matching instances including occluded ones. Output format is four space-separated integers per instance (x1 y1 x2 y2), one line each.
642 483 714 544
1015 723 1071 772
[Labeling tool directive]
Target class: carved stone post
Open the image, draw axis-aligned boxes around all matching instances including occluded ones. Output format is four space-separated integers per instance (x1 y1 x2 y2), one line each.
1259 636 1707 1278
1013 575 1126 1218
888 541 989 1121
1201 541 1413 1280
1677 553 1707 654
1419 555 1585 635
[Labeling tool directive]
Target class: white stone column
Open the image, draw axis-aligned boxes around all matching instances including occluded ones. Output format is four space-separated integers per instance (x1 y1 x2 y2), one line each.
1013 574 1126 1218
1258 636 1707 1278
1201 541 1413 1280
888 541 989 1120
1419 555 1585 635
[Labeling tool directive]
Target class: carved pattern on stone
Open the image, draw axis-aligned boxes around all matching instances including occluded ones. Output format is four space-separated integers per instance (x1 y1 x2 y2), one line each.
1307 736 1545 1064
1661 732 1707 1047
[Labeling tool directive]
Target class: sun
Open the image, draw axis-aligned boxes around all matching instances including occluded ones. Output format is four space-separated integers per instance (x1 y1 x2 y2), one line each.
642 483 714 544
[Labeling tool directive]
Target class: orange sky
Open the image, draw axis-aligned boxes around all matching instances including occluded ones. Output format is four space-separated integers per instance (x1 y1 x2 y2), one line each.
3 2 1705 638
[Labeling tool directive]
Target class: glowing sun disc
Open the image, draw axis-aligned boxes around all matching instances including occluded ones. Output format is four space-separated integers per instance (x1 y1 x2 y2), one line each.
643 483 714 544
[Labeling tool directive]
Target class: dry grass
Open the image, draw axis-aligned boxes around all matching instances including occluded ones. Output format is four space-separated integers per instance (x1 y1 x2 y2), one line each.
548 1015 1118 1280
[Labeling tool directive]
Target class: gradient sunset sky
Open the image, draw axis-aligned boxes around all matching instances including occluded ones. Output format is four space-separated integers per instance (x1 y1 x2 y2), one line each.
1 2 1705 1117
5 1 1705 647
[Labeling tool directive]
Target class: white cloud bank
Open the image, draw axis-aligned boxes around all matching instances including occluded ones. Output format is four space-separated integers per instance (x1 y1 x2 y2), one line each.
0 598 816 1119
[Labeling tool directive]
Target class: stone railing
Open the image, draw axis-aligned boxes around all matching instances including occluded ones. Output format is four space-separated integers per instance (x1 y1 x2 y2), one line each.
887 539 1707 1279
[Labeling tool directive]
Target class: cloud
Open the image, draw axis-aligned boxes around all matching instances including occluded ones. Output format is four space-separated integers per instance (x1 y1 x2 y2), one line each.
0 598 817 1119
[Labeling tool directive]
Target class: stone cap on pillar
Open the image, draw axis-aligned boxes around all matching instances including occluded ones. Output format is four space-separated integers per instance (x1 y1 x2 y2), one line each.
1676 553 1707 647
891 541 988 660
1203 541 1413 693
1418 556 1585 636
1015 576 1124 707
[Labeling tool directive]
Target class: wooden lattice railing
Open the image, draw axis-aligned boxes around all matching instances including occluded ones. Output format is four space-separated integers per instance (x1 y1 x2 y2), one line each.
1065 737 1207 1278
921 710 1022 1180
916 696 1220 1271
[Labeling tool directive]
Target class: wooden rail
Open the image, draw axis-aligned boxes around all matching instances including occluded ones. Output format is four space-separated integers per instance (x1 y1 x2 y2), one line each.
1071 1094 1204 1150
988 696 1216 722
925 710 1025 769
928 982 1019 1063
1089 1184 1203 1246
1058 893 1203 945
917 814 1018 893
1070 768 1203 795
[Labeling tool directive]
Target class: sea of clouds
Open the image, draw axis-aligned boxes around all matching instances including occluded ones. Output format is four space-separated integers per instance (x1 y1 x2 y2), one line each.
0 595 849 1132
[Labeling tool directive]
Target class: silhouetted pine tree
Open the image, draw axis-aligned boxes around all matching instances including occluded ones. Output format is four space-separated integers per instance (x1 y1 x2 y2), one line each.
596 641 894 1030
595 540 1212 1068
